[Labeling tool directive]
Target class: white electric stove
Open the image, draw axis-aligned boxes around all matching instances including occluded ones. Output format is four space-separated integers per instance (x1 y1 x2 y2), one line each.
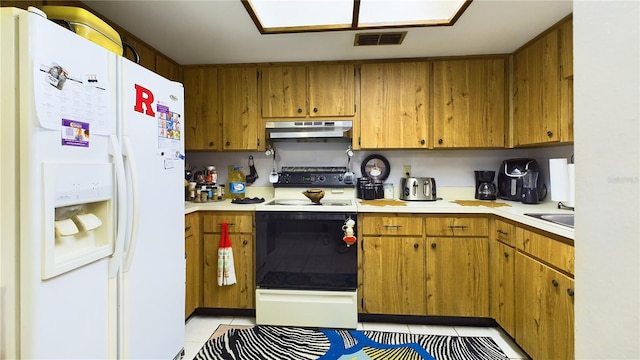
254 166 358 329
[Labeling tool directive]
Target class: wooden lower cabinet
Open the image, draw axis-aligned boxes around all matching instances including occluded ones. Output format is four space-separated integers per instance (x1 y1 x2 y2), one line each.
425 215 489 318
185 213 202 318
426 237 489 317
489 240 515 336
515 252 575 360
202 212 255 309
490 218 516 336
360 214 425 315
361 236 426 315
360 214 489 318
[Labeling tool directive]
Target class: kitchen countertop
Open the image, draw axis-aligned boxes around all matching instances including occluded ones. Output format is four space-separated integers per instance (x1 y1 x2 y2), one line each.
184 187 575 240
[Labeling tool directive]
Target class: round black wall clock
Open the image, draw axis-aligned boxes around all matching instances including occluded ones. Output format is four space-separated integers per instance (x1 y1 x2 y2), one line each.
360 154 390 181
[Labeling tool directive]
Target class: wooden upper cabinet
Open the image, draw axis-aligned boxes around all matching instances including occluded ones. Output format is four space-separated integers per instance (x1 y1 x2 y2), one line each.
122 36 156 72
513 27 567 146
261 64 355 118
432 58 506 148
559 17 573 79
220 67 260 150
183 67 219 151
360 62 430 149
308 64 355 117
261 65 307 118
156 55 181 82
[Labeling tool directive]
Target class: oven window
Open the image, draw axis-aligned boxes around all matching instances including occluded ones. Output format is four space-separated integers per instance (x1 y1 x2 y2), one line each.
255 212 357 291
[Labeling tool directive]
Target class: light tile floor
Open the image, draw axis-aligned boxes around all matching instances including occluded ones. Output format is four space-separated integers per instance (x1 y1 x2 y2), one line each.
184 315 529 360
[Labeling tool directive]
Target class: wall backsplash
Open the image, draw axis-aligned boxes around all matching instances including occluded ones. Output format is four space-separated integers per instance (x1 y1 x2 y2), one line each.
186 143 574 191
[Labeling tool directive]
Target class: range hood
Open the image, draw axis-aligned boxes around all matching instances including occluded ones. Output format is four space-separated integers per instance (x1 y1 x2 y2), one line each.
265 120 352 140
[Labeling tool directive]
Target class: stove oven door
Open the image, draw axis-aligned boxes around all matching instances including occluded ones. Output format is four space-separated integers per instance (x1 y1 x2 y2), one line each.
255 211 357 291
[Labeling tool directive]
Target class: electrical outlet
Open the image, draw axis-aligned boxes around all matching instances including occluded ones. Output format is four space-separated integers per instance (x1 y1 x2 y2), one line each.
402 165 411 177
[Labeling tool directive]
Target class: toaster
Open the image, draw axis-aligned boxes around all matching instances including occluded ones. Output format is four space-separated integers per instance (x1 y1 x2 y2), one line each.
400 177 437 201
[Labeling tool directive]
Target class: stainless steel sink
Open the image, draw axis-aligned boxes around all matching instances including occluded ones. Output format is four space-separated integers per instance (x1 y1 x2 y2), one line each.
525 213 574 228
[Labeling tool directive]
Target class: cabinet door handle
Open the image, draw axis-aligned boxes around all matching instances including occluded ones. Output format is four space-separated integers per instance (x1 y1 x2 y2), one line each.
420 139 426 145
208 141 215 147
448 225 468 229
552 279 559 287
547 130 554 137
431 242 437 249
503 252 509 258
225 141 231 146
383 225 402 229
219 222 235 227
497 230 508 235
438 138 443 145
243 240 248 246
413 243 419 249
313 107 318 113
185 226 192 231
567 288 575 297
297 108 303 113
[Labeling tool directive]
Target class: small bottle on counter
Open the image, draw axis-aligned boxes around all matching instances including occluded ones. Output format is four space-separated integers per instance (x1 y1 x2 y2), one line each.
218 184 225 200
229 167 246 199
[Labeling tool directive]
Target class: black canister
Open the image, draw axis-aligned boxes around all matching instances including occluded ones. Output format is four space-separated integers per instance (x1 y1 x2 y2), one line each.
373 180 384 199
357 177 371 199
363 183 376 200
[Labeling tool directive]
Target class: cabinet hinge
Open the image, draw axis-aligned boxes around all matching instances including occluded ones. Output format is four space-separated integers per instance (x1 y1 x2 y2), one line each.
358 136 361 146
354 104 356 113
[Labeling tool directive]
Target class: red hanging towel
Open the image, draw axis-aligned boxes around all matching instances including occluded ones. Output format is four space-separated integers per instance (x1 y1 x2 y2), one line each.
217 222 236 286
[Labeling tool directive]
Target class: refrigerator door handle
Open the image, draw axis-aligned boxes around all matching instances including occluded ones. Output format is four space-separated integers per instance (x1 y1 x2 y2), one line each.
122 135 140 273
108 134 127 279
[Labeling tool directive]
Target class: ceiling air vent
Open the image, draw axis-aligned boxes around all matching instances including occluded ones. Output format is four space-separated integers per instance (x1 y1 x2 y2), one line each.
354 32 407 46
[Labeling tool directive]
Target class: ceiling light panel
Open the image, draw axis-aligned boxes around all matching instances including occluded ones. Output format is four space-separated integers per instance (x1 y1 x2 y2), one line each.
359 0 467 27
249 0 353 29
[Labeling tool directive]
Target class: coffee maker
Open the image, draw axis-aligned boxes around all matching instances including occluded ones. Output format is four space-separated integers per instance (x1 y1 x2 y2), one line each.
474 170 497 200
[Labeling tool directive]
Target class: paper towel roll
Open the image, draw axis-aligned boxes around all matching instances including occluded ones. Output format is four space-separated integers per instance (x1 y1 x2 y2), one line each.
567 164 575 207
549 158 569 201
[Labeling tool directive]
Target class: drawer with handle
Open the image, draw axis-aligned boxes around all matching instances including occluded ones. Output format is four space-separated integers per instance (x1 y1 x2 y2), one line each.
184 213 198 238
495 218 516 246
202 212 253 233
426 216 488 237
361 214 423 236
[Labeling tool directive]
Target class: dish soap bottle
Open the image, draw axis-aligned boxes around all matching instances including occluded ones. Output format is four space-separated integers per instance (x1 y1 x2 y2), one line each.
229 166 246 199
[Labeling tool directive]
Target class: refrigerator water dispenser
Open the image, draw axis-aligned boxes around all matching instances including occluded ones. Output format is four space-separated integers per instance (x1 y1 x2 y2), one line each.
43 162 114 279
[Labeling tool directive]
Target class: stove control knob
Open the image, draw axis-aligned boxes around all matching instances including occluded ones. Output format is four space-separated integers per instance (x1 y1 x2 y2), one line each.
338 175 343 181
318 176 325 182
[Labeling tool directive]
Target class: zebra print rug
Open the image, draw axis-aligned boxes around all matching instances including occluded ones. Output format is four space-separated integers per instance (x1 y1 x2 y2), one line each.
194 325 508 360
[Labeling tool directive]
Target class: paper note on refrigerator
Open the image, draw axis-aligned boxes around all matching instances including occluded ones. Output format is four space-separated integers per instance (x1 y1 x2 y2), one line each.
33 58 111 135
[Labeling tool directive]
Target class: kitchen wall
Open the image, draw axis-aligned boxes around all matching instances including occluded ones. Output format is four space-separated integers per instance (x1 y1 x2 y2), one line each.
186 144 574 192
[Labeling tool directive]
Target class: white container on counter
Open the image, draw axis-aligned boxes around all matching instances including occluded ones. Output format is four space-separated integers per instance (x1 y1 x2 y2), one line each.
383 183 394 199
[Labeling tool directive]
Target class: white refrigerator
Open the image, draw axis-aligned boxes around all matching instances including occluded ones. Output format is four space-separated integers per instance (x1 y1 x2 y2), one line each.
0 7 185 360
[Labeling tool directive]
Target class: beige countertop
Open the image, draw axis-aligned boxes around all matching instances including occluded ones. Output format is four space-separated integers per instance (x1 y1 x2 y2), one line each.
184 186 575 240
